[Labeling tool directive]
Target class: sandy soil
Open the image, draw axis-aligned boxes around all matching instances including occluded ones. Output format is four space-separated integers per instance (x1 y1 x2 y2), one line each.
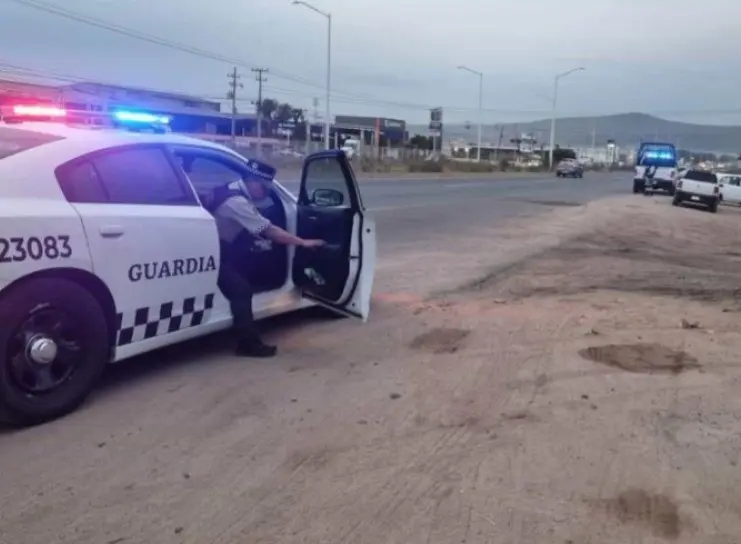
2 195 741 544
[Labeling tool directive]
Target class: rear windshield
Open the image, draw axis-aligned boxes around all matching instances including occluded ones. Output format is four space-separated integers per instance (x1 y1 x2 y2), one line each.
0 126 63 159
637 143 677 167
684 170 717 183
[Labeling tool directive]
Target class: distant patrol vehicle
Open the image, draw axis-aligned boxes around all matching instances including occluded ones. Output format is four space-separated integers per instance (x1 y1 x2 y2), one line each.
0 104 376 426
633 142 678 195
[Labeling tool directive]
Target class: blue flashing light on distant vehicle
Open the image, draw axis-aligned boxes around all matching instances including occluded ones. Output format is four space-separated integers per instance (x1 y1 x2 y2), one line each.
637 142 677 168
633 142 679 195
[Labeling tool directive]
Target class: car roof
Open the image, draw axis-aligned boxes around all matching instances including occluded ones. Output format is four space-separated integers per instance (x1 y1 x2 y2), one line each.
0 122 248 200
1 121 227 149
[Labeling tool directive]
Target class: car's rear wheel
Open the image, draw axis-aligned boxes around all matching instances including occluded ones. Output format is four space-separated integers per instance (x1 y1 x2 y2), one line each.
0 278 109 426
709 201 719 213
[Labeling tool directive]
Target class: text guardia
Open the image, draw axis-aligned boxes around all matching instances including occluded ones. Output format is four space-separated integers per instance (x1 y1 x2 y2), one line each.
128 256 217 282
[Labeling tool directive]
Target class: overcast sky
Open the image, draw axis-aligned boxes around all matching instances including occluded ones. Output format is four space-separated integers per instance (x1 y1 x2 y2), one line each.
1 0 740 125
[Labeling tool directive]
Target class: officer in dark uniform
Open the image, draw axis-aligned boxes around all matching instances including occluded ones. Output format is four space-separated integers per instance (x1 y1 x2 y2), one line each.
209 159 324 357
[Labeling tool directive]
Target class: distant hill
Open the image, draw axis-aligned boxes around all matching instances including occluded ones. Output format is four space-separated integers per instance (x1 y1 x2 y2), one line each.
409 113 741 155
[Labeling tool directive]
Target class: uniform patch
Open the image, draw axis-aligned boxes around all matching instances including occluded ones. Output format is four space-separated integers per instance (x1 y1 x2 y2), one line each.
115 293 215 346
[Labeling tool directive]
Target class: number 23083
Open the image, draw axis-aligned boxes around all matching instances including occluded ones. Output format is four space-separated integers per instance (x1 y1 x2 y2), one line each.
0 236 72 263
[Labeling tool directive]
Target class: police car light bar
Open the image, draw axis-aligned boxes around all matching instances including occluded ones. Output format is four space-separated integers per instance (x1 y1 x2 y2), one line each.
2 104 171 131
644 151 674 160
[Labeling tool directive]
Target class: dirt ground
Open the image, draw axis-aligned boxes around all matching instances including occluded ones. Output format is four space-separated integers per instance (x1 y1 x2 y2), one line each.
3 195 741 543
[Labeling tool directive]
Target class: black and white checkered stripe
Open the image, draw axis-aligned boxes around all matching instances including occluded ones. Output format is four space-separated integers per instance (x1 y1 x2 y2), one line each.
116 293 215 347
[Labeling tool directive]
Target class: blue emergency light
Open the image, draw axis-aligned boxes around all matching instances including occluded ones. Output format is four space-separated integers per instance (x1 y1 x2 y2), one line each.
637 142 677 167
113 110 170 125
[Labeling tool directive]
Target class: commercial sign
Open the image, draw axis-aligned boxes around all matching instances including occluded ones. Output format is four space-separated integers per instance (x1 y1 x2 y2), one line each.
429 107 442 135
335 115 406 132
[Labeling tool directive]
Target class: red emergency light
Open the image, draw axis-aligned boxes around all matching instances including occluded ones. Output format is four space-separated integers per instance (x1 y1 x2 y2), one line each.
11 105 67 117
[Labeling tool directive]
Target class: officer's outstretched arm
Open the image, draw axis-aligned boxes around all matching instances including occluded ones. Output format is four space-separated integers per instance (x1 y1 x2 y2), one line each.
264 225 324 248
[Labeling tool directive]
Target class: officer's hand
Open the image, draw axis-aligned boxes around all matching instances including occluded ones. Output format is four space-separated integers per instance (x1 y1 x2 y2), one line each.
301 239 326 249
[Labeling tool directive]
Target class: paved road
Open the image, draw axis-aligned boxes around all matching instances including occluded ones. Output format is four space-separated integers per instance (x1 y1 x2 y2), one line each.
282 172 632 248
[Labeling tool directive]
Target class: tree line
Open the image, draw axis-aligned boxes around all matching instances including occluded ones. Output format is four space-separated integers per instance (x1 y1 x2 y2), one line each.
255 98 305 127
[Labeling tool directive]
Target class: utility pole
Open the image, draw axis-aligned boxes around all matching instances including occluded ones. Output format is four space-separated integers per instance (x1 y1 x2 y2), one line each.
251 68 268 157
495 125 504 162
303 109 311 156
548 67 585 170
457 65 484 162
292 1 332 150
591 121 596 160
226 67 243 147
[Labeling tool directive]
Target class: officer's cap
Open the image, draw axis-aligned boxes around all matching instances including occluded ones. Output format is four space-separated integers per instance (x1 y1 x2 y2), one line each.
244 159 276 185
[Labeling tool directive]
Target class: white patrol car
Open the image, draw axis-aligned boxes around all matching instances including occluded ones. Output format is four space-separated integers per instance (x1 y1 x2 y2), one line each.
0 105 376 426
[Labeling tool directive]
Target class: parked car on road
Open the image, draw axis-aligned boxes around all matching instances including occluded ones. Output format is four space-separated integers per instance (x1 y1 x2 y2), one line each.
0 103 377 426
672 169 719 212
556 159 583 178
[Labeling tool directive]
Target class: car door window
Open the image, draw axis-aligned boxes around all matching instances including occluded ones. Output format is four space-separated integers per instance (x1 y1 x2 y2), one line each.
56 160 109 203
177 154 242 194
302 156 352 207
90 146 196 206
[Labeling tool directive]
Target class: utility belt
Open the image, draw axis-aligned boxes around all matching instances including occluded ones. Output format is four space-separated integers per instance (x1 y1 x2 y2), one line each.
219 234 271 268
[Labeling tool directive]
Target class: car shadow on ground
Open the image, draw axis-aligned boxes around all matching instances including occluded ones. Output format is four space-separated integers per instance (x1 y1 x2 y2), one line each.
98 306 335 392
0 307 334 434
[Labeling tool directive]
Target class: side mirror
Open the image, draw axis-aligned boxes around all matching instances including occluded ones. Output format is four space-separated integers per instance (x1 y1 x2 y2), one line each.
310 188 344 207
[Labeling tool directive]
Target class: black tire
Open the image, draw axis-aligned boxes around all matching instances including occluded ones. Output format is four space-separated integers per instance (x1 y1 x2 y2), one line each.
0 278 109 426
709 201 719 213
633 181 644 194
672 195 681 207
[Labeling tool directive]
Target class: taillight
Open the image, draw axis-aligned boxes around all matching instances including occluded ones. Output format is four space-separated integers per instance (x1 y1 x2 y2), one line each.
714 185 719 194
677 181 683 189
670 170 675 179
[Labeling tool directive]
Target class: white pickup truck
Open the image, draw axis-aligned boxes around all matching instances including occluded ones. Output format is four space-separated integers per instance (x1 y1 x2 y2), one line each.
672 169 720 212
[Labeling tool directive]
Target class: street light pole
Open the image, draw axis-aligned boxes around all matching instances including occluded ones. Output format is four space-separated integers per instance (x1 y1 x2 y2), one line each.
458 65 483 162
548 67 584 170
293 1 332 150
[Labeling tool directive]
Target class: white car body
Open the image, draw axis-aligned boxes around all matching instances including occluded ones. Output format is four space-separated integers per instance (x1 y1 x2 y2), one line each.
717 173 741 203
340 138 360 160
0 119 376 423
673 169 720 211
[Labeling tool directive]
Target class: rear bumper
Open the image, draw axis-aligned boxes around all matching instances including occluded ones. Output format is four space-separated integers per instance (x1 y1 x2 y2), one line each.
676 190 718 206
635 178 674 191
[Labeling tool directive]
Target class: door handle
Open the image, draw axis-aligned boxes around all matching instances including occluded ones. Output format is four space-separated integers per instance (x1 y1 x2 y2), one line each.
99 225 124 238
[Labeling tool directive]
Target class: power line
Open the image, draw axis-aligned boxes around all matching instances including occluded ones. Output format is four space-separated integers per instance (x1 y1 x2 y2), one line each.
6 0 425 108
4 61 741 120
226 67 243 143
251 68 268 151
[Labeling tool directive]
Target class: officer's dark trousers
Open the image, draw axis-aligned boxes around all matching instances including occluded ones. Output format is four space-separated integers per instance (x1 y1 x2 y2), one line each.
217 261 260 342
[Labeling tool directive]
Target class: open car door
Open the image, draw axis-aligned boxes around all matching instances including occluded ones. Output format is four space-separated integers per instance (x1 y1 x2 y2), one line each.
292 149 376 320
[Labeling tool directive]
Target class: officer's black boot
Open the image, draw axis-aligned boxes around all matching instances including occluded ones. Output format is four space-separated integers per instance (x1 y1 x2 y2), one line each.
235 333 277 358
